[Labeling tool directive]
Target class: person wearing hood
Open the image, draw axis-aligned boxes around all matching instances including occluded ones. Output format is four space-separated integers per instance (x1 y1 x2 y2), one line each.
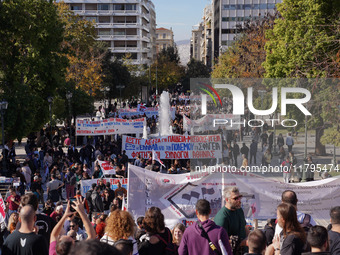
178 199 232 255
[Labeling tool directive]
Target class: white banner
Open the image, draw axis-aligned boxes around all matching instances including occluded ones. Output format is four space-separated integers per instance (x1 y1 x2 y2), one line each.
98 160 116 175
76 118 145 136
118 107 176 120
0 195 6 224
80 178 128 197
122 135 222 159
183 114 241 131
127 165 340 228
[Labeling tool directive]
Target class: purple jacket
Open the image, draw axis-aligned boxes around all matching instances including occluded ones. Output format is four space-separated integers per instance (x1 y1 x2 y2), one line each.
178 219 233 255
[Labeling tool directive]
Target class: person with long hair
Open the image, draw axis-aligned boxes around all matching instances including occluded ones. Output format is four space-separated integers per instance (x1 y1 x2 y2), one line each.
266 203 307 255
100 210 138 255
138 207 173 255
7 212 19 234
172 223 186 251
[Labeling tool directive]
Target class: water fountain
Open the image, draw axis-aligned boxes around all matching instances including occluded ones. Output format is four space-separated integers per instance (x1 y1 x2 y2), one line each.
159 91 172 137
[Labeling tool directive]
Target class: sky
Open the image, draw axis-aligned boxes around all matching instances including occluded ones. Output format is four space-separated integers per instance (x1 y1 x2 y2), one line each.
154 0 211 42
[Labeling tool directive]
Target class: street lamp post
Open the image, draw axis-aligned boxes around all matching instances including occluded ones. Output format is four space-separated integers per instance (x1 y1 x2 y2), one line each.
0 100 8 175
273 112 278 155
66 92 73 143
301 101 313 182
47 97 53 141
258 90 266 133
116 85 125 105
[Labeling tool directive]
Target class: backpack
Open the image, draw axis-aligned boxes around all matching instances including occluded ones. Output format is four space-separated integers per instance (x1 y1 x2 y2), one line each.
300 213 313 232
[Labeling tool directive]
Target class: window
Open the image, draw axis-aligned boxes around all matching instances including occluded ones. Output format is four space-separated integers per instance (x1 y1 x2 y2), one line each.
260 4 267 9
85 16 98 22
113 4 124 10
98 16 110 23
98 29 110 35
114 41 125 48
267 4 276 9
125 4 136 11
98 4 109 10
85 4 96 10
163 44 166 49
126 29 137 35
163 33 166 39
127 41 137 47
70 4 82 10
126 17 137 23
114 29 126 35
113 17 125 23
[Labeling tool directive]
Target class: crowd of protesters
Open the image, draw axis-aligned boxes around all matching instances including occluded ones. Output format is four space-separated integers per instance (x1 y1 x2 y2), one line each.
2 181 340 255
0 87 335 255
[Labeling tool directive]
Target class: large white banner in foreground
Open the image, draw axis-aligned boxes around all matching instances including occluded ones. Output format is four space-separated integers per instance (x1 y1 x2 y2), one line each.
127 165 340 227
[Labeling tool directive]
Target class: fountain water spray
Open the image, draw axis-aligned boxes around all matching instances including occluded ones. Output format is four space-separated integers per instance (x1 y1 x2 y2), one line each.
159 91 172 136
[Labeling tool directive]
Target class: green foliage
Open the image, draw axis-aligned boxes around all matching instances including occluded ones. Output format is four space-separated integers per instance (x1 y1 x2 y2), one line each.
150 46 185 92
159 46 180 65
71 88 95 117
212 13 277 79
263 0 340 154
101 51 131 100
182 59 211 91
263 0 339 78
321 126 340 147
0 0 67 139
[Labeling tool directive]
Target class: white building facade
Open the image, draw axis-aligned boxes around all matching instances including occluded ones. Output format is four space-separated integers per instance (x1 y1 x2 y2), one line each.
59 0 156 65
212 0 281 60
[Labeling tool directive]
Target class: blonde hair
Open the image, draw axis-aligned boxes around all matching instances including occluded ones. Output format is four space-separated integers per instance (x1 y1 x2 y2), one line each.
7 212 19 232
104 210 135 240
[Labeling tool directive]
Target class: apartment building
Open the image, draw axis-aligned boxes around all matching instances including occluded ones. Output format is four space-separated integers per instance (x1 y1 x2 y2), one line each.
156 27 174 52
59 0 156 65
201 5 213 67
212 0 281 60
190 5 212 67
190 24 203 61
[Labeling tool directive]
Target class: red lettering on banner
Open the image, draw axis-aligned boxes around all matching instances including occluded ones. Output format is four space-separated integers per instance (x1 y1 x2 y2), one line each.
165 151 189 159
76 130 91 134
94 130 106 134
126 137 141 145
0 198 5 218
192 151 215 158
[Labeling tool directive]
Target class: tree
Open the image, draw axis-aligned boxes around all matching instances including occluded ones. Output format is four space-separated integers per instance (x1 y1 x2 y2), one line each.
0 0 67 140
212 13 277 79
182 59 211 90
263 0 340 155
56 1 104 95
101 51 131 102
150 46 185 92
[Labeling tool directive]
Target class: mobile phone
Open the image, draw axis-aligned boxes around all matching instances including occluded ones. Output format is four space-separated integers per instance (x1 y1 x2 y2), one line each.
69 198 76 212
